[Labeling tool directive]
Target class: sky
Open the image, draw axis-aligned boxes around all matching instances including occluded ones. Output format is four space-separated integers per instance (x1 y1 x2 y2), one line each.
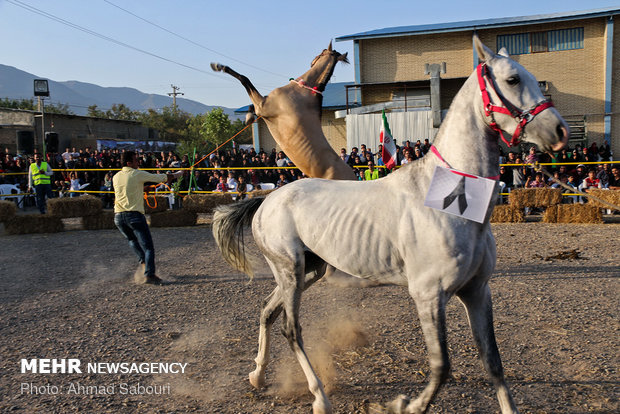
1 0 618 111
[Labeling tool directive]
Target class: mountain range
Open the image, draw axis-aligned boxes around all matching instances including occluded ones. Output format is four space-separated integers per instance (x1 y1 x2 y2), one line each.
0 64 241 118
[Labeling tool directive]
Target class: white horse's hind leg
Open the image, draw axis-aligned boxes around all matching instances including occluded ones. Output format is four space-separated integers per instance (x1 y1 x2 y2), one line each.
250 261 328 389
457 283 519 414
390 290 450 414
249 286 283 389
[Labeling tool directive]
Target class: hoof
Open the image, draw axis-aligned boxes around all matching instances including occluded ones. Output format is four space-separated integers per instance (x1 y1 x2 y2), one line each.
210 62 223 72
248 370 265 389
312 399 332 414
387 394 410 414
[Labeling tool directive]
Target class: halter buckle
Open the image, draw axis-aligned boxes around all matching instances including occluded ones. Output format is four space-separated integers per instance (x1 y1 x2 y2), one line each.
522 112 534 123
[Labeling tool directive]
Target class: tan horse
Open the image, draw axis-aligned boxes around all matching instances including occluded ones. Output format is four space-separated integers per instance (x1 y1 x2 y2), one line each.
211 42 356 181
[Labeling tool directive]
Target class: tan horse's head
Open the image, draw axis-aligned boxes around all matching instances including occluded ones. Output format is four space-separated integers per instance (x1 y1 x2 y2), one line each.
311 41 349 67
307 42 349 92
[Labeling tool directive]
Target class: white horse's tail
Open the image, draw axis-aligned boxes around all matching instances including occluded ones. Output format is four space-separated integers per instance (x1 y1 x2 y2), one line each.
213 197 265 279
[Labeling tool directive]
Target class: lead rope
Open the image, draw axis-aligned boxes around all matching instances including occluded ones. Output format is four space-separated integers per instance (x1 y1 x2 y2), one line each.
289 78 323 95
144 183 172 209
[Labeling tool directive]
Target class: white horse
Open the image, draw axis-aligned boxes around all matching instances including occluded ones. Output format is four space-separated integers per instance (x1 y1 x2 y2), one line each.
213 36 568 414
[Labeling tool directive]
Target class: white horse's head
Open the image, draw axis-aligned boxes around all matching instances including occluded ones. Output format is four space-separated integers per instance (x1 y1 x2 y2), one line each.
474 35 569 152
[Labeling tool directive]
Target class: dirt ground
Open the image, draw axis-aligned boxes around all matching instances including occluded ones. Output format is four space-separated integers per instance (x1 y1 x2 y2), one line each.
0 220 618 413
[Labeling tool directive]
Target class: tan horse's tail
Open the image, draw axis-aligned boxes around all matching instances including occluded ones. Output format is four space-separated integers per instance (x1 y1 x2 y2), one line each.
213 197 265 279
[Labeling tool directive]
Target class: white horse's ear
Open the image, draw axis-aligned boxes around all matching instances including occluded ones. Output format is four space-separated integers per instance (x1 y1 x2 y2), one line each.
498 47 510 58
473 34 495 62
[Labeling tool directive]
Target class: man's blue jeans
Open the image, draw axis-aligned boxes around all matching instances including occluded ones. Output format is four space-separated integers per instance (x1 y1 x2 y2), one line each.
114 211 156 277
35 183 53 214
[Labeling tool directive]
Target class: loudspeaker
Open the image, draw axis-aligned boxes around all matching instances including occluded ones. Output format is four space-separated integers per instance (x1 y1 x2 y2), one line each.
45 132 59 153
16 130 34 155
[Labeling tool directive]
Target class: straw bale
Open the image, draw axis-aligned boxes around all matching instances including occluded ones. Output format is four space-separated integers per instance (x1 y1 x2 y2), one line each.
82 211 116 230
0 200 17 222
150 210 197 227
542 205 603 224
585 189 620 211
4 214 64 235
183 194 233 213
144 196 169 214
47 195 103 218
490 205 525 223
509 188 562 208
248 189 275 198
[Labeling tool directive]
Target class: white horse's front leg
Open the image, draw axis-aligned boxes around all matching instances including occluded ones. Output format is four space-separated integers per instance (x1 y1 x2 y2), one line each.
389 290 450 414
458 283 519 414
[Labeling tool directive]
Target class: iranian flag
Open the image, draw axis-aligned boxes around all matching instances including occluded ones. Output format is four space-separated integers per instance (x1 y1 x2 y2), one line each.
380 110 398 170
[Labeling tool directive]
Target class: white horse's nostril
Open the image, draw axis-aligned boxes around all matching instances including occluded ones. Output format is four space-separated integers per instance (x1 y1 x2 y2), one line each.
551 125 569 151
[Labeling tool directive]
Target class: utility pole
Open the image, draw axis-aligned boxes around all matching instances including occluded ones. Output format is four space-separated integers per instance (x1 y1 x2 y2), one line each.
168 84 184 112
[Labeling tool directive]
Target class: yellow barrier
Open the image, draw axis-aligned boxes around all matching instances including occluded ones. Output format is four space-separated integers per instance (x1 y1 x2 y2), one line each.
1 160 617 200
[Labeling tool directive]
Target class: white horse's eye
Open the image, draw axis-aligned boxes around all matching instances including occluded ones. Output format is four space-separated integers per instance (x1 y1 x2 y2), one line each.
506 76 520 85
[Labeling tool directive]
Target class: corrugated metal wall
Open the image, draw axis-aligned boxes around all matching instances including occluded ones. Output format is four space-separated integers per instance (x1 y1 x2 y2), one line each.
346 110 434 152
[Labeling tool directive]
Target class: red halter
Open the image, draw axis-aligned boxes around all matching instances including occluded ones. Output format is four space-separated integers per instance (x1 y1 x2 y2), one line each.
477 63 554 147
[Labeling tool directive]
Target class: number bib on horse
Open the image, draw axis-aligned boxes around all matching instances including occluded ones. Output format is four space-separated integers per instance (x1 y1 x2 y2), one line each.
424 165 496 223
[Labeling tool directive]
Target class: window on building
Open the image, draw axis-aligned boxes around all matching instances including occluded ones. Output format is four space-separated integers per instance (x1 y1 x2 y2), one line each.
497 27 584 55
548 28 584 51
497 33 530 55
531 32 547 53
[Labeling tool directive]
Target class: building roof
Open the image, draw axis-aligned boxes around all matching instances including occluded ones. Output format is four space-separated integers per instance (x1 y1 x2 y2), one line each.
234 81 360 113
335 7 620 42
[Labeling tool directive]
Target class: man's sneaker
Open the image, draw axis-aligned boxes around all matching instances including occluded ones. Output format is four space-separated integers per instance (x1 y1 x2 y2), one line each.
144 275 167 285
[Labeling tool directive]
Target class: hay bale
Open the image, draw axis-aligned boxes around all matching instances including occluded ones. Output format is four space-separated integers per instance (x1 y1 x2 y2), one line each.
490 205 525 223
585 189 620 211
0 200 17 222
4 214 64 235
183 193 233 213
509 188 562 208
82 211 116 230
144 196 169 214
542 204 603 224
248 189 275 198
47 195 103 218
150 210 197 227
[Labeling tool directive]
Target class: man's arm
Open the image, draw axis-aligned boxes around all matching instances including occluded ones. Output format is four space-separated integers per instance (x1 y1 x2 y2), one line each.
28 167 33 190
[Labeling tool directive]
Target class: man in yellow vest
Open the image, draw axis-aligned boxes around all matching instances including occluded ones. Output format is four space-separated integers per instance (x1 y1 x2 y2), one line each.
28 152 53 214
364 160 380 181
113 150 182 285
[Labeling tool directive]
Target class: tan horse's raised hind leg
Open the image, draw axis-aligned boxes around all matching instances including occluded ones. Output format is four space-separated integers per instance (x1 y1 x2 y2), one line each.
210 63 267 114
457 284 519 414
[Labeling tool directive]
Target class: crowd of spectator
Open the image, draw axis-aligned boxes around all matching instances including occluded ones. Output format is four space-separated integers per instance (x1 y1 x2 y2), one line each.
497 141 619 203
0 139 618 209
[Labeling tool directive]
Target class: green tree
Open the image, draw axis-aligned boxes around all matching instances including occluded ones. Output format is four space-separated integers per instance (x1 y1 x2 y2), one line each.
105 103 140 121
202 107 233 147
0 97 36 110
45 102 74 115
138 105 191 142
231 118 253 145
87 104 106 118
178 112 212 156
